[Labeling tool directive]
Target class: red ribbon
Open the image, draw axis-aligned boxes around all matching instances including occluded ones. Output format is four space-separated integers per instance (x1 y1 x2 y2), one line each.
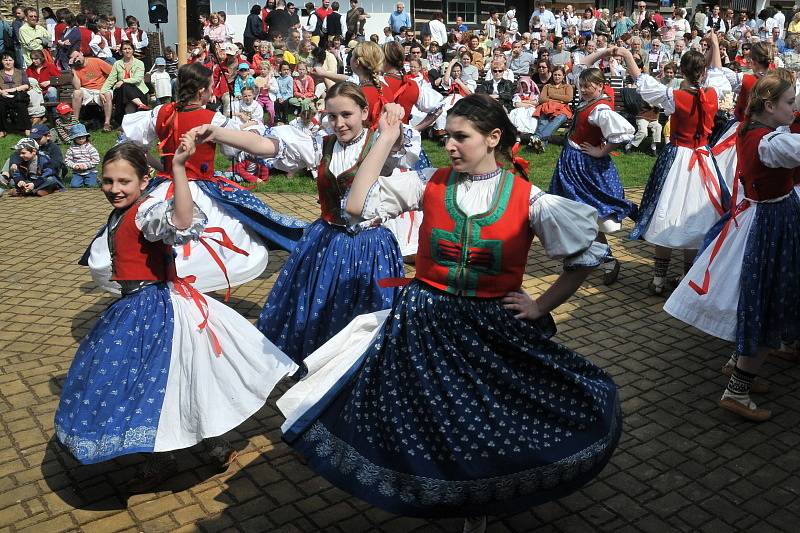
688 147 726 216
378 277 413 288
195 226 250 302
688 199 751 296
171 275 224 356
511 142 530 177
711 131 737 157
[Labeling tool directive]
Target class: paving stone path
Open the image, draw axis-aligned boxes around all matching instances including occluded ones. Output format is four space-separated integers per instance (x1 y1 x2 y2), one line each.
1 189 799 533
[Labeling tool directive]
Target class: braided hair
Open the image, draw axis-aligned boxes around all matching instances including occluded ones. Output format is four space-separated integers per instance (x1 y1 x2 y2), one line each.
352 41 385 96
175 63 213 111
448 94 528 180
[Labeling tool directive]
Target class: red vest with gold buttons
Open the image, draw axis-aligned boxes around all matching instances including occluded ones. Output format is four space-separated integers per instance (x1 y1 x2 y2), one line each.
415 167 534 298
109 201 171 282
736 126 797 201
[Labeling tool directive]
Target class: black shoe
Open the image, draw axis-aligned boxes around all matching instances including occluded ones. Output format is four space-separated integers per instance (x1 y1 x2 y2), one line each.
127 454 178 494
623 144 632 154
649 146 658 157
602 259 620 285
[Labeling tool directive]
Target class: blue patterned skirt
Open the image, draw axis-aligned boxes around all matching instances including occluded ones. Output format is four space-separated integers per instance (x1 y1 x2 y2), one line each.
629 143 678 241
192 180 308 252
284 281 621 518
55 284 174 464
257 220 404 364
549 144 638 225
736 194 800 356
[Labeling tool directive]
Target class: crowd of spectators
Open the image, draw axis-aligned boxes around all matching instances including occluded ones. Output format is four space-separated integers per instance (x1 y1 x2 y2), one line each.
0 1 797 153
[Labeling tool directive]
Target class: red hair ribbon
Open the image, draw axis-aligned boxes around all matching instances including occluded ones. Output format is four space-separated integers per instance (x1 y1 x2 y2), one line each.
171 275 224 356
511 142 530 177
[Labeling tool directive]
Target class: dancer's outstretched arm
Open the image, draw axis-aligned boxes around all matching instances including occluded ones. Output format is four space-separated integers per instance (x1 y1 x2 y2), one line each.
189 124 281 157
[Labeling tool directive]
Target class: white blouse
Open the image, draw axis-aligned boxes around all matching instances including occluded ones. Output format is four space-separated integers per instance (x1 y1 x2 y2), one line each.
635 70 733 115
364 168 608 268
135 198 207 245
759 130 800 169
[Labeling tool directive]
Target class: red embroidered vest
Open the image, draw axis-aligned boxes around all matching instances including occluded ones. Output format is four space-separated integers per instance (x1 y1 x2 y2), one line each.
155 104 218 180
415 167 534 298
669 88 717 148
733 73 758 122
316 133 373 225
384 73 419 123
569 98 608 147
109 201 171 281
736 126 797 201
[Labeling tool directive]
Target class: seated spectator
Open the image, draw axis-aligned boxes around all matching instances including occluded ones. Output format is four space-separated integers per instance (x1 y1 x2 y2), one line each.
475 59 514 111
252 41 274 72
0 52 32 137
254 61 277 125
101 42 149 128
150 57 172 104
29 125 65 180
530 65 573 151
232 86 264 124
53 103 79 143
646 38 668 75
624 99 662 156
274 61 294 122
660 61 681 88
458 51 480 84
18 7 51 68
233 62 256 97
69 50 113 130
550 37 572 69
55 12 81 71
124 16 149 67
6 137 62 197
26 50 60 108
509 76 540 138
87 20 114 64
531 59 553 90
27 78 46 126
509 40 535 75
65 123 100 187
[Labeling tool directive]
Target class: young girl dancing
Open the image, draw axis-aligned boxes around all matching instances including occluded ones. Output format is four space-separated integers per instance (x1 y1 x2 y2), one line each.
548 67 636 285
86 63 307 295
276 94 621 531
665 72 800 422
189 82 415 366
620 39 733 296
55 141 296 491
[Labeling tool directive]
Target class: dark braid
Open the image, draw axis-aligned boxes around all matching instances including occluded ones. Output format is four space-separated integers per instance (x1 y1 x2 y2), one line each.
175 63 213 111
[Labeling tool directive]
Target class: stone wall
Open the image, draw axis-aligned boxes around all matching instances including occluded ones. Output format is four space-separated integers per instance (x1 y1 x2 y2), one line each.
1 0 114 22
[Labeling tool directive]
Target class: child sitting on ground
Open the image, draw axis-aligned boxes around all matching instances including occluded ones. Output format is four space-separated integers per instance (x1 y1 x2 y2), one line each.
233 63 256 98
5 138 63 197
65 123 101 187
53 103 79 145
292 63 315 109
231 86 265 125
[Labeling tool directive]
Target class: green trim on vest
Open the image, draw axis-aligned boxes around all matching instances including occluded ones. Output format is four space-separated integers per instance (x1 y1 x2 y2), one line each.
431 168 515 297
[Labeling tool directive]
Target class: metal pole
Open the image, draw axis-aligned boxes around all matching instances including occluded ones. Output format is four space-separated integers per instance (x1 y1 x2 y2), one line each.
177 0 187 65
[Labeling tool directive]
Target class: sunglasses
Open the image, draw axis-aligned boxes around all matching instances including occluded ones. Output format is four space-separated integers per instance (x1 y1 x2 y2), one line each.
491 69 503 73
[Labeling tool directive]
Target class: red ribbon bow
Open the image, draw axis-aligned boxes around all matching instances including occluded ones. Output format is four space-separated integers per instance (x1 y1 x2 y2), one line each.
171 275 224 356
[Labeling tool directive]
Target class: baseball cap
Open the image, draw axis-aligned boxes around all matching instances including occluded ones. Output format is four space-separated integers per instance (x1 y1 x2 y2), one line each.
238 62 251 70
56 103 73 115
223 42 239 55
29 125 50 139
154 57 166 66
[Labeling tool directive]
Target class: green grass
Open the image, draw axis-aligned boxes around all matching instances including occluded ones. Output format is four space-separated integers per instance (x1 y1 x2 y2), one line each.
0 130 655 194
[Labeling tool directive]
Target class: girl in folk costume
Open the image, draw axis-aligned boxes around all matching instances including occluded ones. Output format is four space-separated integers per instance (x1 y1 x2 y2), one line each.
311 41 395 125
86 63 306 296
508 75 541 139
548 66 636 286
275 95 621 530
709 41 773 195
188 82 419 367
621 40 733 296
665 72 800 422
55 142 296 491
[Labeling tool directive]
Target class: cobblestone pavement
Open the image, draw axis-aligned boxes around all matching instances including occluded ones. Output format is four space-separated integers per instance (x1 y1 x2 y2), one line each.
1 188 799 533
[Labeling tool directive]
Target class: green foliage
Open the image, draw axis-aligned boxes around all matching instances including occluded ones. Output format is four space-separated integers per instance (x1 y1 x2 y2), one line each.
0 131 655 194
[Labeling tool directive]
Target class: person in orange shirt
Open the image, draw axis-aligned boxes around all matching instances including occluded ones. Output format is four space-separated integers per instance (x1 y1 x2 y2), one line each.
69 50 113 129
